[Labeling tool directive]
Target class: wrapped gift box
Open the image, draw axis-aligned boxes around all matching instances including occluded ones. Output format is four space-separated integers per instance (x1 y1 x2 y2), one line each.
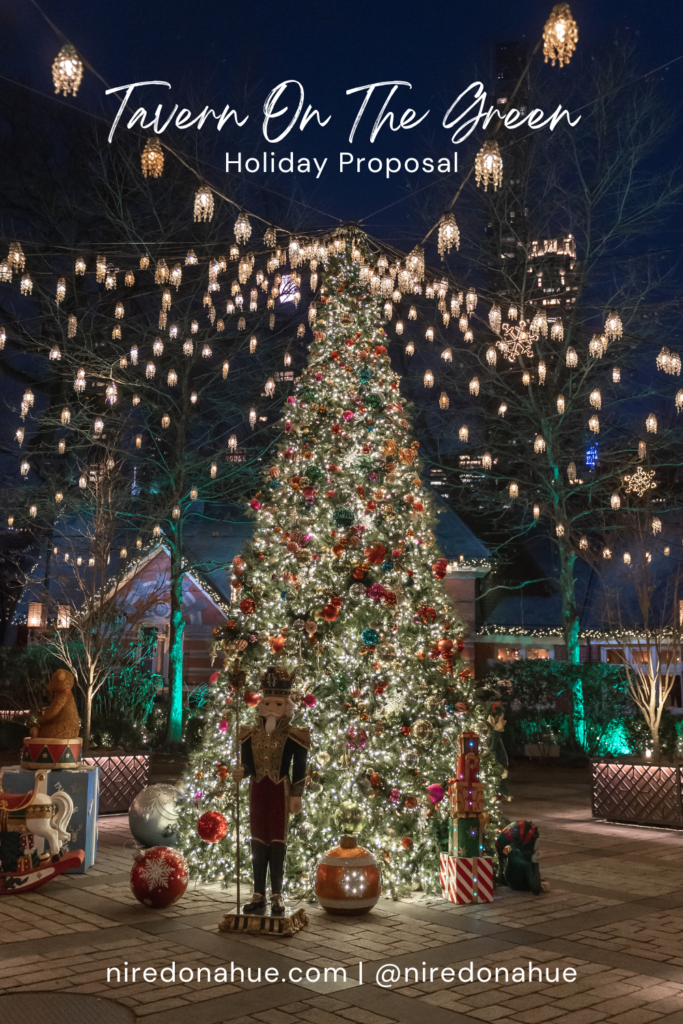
448 778 485 816
448 815 482 857
455 753 480 785
440 853 494 905
0 764 99 873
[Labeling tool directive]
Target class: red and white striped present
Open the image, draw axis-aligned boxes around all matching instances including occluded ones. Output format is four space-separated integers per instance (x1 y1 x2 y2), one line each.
440 854 494 905
439 852 452 892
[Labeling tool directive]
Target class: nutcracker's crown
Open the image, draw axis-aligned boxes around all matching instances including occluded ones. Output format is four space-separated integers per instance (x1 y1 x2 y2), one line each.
259 665 297 696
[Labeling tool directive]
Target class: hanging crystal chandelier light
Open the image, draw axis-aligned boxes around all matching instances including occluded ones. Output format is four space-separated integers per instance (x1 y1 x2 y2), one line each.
437 213 460 257
543 5 578 67
550 318 564 341
234 211 252 244
475 140 503 191
656 347 681 375
141 138 164 178
52 44 83 96
194 186 214 222
604 309 623 341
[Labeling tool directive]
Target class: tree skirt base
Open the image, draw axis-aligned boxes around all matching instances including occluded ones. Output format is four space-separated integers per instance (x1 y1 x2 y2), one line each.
218 907 308 936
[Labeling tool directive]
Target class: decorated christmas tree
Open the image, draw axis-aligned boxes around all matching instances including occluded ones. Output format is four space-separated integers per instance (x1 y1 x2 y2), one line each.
176 239 505 898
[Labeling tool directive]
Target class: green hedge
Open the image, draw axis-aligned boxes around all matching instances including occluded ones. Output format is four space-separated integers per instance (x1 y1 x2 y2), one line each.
483 660 633 756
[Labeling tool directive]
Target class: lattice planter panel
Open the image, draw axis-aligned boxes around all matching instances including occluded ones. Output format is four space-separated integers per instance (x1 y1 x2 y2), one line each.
82 754 150 814
592 760 683 827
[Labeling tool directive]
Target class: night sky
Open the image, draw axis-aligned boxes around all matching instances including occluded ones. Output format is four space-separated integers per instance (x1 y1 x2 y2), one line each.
2 0 683 246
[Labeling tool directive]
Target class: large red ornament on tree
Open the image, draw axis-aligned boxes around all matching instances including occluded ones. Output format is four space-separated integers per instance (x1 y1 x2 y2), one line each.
316 835 381 915
197 810 229 843
130 846 188 909
432 558 448 580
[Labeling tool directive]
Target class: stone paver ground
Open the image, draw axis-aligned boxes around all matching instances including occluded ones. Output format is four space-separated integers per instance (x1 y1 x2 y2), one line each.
2 763 683 1024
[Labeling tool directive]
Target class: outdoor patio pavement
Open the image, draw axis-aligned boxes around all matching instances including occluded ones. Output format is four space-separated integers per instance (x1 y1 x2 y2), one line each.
2 762 683 1024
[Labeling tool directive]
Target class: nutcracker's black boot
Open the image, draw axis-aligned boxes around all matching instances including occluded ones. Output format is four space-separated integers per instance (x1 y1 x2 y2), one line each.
269 842 287 915
243 841 268 914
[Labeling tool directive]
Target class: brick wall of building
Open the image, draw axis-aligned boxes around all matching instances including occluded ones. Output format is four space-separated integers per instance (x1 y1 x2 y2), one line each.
443 576 476 632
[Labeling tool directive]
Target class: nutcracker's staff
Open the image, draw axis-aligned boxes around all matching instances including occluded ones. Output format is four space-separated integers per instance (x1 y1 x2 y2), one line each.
226 658 247 915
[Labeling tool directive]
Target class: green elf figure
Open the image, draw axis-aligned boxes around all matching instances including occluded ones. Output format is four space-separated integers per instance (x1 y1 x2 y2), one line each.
486 699 512 802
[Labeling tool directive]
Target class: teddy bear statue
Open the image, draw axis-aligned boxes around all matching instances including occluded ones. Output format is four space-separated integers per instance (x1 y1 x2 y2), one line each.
22 669 83 769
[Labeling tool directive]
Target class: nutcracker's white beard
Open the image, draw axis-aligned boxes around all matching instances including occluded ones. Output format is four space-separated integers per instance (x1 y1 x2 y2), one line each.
264 714 278 735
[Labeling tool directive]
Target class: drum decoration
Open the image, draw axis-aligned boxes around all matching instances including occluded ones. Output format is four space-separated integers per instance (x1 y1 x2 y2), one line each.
315 834 381 915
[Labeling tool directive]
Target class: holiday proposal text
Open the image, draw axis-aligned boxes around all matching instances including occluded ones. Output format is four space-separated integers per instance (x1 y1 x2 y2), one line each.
224 152 459 178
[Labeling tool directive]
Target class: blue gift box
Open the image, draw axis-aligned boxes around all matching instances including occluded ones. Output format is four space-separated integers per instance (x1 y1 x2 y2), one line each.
0 764 99 873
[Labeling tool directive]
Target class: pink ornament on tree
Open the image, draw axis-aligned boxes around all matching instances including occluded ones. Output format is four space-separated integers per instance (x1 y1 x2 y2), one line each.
427 784 445 804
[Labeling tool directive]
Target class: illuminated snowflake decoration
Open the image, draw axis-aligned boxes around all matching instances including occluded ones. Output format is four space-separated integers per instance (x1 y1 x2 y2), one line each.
496 320 538 362
623 467 656 497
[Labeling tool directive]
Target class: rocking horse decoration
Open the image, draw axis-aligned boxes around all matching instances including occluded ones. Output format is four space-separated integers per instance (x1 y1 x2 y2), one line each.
0 770 85 895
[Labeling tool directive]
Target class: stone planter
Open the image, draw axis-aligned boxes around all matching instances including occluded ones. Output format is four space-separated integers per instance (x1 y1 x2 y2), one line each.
82 753 150 814
591 759 683 827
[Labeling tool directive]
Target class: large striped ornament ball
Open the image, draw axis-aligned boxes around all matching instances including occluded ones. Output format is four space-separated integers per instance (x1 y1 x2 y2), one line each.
315 834 381 915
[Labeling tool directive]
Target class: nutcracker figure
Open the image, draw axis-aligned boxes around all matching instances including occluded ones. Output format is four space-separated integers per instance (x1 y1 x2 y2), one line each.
232 666 309 915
